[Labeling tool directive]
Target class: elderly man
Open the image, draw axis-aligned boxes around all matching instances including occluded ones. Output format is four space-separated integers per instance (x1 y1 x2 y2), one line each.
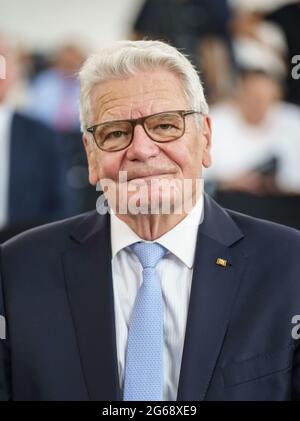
0 40 300 401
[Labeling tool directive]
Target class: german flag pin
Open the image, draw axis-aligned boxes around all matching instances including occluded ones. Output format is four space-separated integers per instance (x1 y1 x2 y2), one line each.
216 258 228 267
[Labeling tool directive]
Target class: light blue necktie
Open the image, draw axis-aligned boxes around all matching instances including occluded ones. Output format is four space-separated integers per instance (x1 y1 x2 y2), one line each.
123 241 167 401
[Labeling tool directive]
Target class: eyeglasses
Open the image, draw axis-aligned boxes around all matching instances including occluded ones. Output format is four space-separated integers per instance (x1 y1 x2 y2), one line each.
86 109 202 152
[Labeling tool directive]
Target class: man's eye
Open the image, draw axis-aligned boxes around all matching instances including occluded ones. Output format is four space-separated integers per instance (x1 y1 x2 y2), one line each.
106 131 127 139
155 124 175 130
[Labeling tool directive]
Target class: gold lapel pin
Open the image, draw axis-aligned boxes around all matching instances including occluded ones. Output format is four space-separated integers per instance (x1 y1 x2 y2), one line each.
216 258 228 267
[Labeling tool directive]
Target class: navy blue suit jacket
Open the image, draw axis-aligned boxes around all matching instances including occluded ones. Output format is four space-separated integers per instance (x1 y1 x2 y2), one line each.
7 113 70 227
0 195 300 400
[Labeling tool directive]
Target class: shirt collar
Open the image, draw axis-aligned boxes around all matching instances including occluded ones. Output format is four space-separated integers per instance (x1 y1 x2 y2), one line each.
110 194 204 269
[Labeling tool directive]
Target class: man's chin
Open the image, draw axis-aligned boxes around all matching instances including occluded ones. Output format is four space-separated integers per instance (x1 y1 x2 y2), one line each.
102 174 199 215
116 190 183 216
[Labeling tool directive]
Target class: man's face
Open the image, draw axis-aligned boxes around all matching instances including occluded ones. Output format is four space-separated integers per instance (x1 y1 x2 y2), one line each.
238 74 280 125
83 69 212 214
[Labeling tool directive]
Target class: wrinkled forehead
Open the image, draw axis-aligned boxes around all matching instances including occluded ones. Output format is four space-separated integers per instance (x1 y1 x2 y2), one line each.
89 69 189 121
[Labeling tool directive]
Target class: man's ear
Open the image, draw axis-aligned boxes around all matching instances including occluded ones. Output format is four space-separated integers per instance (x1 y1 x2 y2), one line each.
83 134 99 186
201 115 212 168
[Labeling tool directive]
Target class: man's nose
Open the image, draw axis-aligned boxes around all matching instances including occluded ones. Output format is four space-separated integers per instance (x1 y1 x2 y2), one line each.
125 124 160 161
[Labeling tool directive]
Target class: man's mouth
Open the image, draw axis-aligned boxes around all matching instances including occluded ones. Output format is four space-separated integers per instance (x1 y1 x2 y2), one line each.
127 172 176 182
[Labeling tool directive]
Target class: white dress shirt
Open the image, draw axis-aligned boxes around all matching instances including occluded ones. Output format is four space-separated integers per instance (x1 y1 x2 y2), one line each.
110 195 204 401
204 101 300 192
0 103 12 229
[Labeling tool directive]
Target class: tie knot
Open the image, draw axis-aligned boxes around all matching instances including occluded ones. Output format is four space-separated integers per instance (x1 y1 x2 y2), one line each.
130 241 167 269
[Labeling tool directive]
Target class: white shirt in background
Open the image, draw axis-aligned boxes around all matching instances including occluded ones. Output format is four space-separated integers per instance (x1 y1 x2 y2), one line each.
205 101 300 193
110 195 204 401
0 104 12 229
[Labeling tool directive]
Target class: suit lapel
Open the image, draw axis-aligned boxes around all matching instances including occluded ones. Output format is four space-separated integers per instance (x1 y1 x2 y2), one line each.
62 211 121 401
177 195 248 400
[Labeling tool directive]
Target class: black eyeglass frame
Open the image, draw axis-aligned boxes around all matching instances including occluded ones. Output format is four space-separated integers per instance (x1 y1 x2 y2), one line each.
86 109 202 152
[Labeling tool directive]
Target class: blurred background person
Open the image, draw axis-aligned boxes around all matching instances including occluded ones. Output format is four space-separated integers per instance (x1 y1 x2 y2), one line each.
132 0 236 103
264 0 300 106
25 42 85 133
24 41 98 216
202 0 300 229
0 37 75 242
230 0 300 105
204 68 300 196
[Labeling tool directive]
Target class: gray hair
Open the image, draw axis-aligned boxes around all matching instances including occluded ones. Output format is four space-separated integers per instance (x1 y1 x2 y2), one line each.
78 40 209 132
